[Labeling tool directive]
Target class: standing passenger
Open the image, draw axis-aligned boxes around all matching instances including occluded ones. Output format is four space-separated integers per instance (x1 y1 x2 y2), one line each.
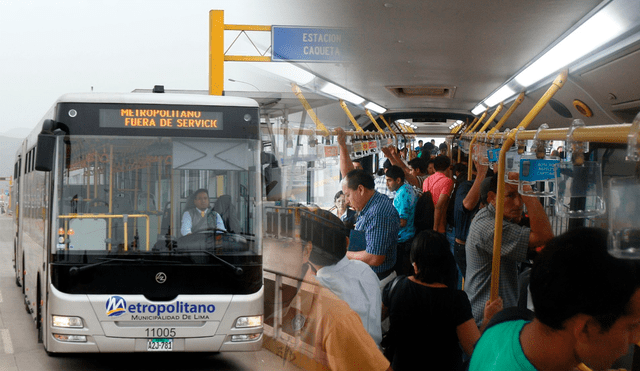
452 158 489 279
374 160 395 199
280 208 391 371
383 230 502 370
422 156 453 233
465 174 553 325
470 227 640 371
336 128 400 288
385 165 418 276
300 208 383 345
381 146 428 191
342 170 400 287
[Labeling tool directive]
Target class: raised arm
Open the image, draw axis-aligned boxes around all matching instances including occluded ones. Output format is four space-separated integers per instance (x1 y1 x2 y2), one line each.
381 146 421 188
336 127 354 178
462 160 488 211
522 193 554 248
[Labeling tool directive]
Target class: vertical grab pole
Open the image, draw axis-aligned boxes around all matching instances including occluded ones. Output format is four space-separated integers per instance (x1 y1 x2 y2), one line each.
146 164 151 212
490 70 567 302
134 167 139 243
123 215 128 252
146 215 150 251
108 146 113 252
86 165 91 201
170 158 175 238
157 160 162 235
94 151 98 202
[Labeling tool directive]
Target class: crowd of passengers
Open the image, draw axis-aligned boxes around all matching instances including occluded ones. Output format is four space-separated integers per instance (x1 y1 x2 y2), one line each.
281 128 640 371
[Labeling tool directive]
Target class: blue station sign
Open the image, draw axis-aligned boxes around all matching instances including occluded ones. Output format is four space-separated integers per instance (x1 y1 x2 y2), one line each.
272 27 351 62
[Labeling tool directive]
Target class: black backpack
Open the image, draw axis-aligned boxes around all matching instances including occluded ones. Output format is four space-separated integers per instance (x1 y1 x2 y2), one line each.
414 190 435 233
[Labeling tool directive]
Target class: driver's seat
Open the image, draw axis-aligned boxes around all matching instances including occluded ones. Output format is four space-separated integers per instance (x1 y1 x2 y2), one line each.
214 195 240 233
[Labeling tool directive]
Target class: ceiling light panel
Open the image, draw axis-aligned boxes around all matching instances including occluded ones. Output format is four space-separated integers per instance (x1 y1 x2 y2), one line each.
365 102 387 114
320 83 365 105
515 0 640 87
471 104 487 116
484 85 516 108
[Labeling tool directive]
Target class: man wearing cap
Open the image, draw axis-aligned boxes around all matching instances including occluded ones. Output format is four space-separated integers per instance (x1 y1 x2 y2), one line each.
465 173 553 325
280 208 390 371
452 159 490 280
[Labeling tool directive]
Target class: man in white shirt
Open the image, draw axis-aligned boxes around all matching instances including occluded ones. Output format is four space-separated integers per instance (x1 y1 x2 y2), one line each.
180 189 226 236
300 208 383 345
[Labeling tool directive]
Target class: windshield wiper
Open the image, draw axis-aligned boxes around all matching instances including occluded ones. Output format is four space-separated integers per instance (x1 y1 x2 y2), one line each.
172 249 243 276
69 258 181 276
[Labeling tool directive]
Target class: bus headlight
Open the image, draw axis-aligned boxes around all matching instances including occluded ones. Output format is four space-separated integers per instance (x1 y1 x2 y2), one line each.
231 333 261 342
52 315 84 328
235 315 262 328
53 334 87 342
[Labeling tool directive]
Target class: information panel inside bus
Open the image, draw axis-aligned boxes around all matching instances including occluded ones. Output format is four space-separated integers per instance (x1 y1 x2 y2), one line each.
99 108 223 130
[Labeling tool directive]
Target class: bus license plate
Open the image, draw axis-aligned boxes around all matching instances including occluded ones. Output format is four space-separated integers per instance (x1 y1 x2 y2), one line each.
147 338 173 351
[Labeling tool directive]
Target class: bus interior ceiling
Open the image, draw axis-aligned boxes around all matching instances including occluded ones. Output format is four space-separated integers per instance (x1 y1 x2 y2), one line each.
222 0 640 137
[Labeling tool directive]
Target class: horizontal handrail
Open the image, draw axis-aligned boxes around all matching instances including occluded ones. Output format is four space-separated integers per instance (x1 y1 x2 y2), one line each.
59 213 150 251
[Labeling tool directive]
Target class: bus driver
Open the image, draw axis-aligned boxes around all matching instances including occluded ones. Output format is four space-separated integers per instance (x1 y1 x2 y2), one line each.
180 189 226 236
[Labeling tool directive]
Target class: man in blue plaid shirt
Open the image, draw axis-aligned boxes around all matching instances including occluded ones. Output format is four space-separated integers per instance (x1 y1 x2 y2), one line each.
337 128 400 288
343 169 400 287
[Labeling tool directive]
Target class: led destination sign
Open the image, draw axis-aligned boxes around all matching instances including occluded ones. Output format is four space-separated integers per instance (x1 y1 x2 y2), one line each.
99 108 223 130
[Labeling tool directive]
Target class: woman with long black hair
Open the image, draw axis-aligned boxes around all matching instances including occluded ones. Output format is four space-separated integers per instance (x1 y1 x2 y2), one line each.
382 230 502 370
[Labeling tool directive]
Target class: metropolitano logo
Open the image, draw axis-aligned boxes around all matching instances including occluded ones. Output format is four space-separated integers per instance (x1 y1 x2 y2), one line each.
106 296 127 317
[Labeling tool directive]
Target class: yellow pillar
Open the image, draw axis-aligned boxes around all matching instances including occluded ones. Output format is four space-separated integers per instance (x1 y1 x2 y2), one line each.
209 10 224 96
490 70 567 303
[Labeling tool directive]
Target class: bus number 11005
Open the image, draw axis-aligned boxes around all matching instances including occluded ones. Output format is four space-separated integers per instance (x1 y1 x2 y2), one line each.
145 328 176 338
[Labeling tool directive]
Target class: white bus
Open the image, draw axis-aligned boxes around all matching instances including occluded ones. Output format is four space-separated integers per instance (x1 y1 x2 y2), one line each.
13 91 264 354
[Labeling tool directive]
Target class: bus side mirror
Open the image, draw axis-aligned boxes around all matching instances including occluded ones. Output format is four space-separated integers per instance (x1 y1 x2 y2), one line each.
35 119 57 172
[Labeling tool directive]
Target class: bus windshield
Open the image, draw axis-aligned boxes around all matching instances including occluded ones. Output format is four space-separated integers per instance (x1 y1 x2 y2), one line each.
54 135 260 258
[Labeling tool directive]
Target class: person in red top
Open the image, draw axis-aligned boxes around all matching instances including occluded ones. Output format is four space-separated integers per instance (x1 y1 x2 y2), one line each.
422 156 453 233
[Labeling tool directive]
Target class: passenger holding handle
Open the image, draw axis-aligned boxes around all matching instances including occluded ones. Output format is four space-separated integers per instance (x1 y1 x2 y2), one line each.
336 127 400 288
465 172 553 326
